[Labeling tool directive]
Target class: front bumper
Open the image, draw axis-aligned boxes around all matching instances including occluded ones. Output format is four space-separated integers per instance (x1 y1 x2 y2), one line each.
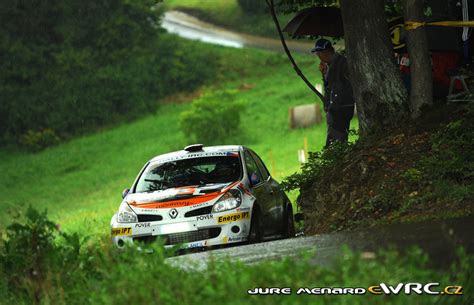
111 209 251 249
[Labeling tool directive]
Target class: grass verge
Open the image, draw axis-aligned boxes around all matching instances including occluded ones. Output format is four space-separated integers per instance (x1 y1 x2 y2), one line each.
0 209 471 305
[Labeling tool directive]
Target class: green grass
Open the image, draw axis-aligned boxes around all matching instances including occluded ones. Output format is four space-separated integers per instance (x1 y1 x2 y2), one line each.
1 209 471 305
0 40 357 239
163 0 292 38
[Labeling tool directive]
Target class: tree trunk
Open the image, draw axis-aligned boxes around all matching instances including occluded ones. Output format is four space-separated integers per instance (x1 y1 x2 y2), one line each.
404 0 433 118
340 0 409 135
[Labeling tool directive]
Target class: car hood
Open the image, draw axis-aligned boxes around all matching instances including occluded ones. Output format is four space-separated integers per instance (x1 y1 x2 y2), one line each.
126 182 238 209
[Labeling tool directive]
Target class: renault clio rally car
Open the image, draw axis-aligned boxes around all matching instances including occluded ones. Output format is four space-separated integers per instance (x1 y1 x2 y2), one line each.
111 144 295 249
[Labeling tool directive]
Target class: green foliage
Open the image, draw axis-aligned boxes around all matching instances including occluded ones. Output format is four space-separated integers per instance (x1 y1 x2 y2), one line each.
410 109 474 207
401 168 423 183
278 0 339 13
0 0 218 147
0 207 86 305
19 129 61 152
281 141 353 191
237 0 268 14
180 90 246 145
0 208 472 305
422 110 474 183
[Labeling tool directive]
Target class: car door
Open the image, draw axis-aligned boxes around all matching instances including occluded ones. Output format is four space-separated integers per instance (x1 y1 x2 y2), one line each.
250 150 285 233
243 150 274 235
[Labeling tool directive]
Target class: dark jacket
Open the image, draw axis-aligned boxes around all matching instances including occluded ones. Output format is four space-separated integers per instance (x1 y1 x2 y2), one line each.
323 53 355 112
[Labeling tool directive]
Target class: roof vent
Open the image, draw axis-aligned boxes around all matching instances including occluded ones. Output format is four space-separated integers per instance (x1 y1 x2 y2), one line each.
184 144 204 152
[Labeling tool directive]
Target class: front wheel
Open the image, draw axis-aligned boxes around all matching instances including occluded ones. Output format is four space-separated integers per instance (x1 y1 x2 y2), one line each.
248 207 263 243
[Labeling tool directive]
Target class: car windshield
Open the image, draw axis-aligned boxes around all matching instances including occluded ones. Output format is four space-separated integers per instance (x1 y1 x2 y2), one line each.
135 155 242 193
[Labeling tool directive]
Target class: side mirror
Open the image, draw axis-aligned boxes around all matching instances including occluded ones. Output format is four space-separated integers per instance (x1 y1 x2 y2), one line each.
294 213 304 222
122 188 130 199
249 172 260 186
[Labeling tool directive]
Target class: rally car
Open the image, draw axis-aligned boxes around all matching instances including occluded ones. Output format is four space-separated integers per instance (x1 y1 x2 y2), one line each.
110 144 295 249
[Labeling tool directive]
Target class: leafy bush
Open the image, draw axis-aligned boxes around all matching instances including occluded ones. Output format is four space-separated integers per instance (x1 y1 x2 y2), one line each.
281 141 353 191
0 0 218 147
421 110 474 183
0 207 85 305
0 208 472 305
180 90 246 145
401 168 423 183
19 129 60 152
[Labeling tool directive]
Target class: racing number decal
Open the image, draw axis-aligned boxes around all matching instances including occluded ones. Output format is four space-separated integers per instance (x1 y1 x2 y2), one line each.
111 227 132 236
217 212 250 224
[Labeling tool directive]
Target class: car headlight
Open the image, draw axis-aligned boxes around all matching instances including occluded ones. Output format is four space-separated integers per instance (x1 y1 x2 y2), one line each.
117 202 138 223
212 189 242 213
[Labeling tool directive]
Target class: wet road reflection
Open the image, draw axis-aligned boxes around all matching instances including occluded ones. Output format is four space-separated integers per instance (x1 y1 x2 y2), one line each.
167 216 474 269
162 11 314 53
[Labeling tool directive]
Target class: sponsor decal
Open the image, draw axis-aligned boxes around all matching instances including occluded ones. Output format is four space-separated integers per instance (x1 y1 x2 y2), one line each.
228 236 244 242
390 22 405 51
247 283 463 296
223 236 228 244
196 215 213 221
111 227 132 236
139 209 160 213
191 202 212 209
217 212 250 224
129 192 222 209
135 223 150 228
129 181 244 210
236 207 250 212
188 241 205 248
155 151 233 164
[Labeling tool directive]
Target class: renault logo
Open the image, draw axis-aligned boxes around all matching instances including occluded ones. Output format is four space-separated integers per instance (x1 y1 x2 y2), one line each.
169 208 178 219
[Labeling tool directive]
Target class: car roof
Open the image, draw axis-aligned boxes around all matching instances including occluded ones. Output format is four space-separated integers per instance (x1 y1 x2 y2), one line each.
150 145 246 164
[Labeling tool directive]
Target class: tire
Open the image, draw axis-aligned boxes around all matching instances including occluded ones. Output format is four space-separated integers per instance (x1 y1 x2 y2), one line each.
283 205 295 238
248 207 263 243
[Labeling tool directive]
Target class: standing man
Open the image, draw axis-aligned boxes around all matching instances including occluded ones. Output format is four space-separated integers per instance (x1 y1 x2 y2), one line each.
312 39 355 147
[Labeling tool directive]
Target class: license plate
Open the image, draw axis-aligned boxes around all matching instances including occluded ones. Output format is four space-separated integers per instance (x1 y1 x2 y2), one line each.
157 222 196 235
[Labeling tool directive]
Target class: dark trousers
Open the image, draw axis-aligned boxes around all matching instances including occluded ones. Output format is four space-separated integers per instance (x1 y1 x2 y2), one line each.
325 106 354 148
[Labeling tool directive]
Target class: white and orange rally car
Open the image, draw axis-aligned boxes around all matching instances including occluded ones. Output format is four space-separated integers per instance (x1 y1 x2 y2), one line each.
110 144 295 249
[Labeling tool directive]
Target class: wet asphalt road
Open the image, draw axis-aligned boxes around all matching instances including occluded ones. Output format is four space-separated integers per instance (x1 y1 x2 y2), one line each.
161 10 316 53
167 216 474 269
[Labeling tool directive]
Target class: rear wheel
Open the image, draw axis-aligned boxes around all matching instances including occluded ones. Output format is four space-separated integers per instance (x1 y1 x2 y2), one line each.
283 205 295 238
248 207 263 243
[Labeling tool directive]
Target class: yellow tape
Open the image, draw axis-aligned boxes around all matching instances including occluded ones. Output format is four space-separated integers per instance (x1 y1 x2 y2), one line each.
405 20 474 30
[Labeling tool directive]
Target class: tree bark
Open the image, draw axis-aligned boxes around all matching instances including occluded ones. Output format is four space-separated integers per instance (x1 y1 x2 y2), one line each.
404 0 433 118
340 0 409 135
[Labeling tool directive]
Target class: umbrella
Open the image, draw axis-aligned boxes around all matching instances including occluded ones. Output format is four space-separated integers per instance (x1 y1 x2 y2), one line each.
283 7 461 51
282 7 343 38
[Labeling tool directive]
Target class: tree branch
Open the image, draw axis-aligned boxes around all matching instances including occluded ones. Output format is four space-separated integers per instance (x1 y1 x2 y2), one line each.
265 0 326 102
